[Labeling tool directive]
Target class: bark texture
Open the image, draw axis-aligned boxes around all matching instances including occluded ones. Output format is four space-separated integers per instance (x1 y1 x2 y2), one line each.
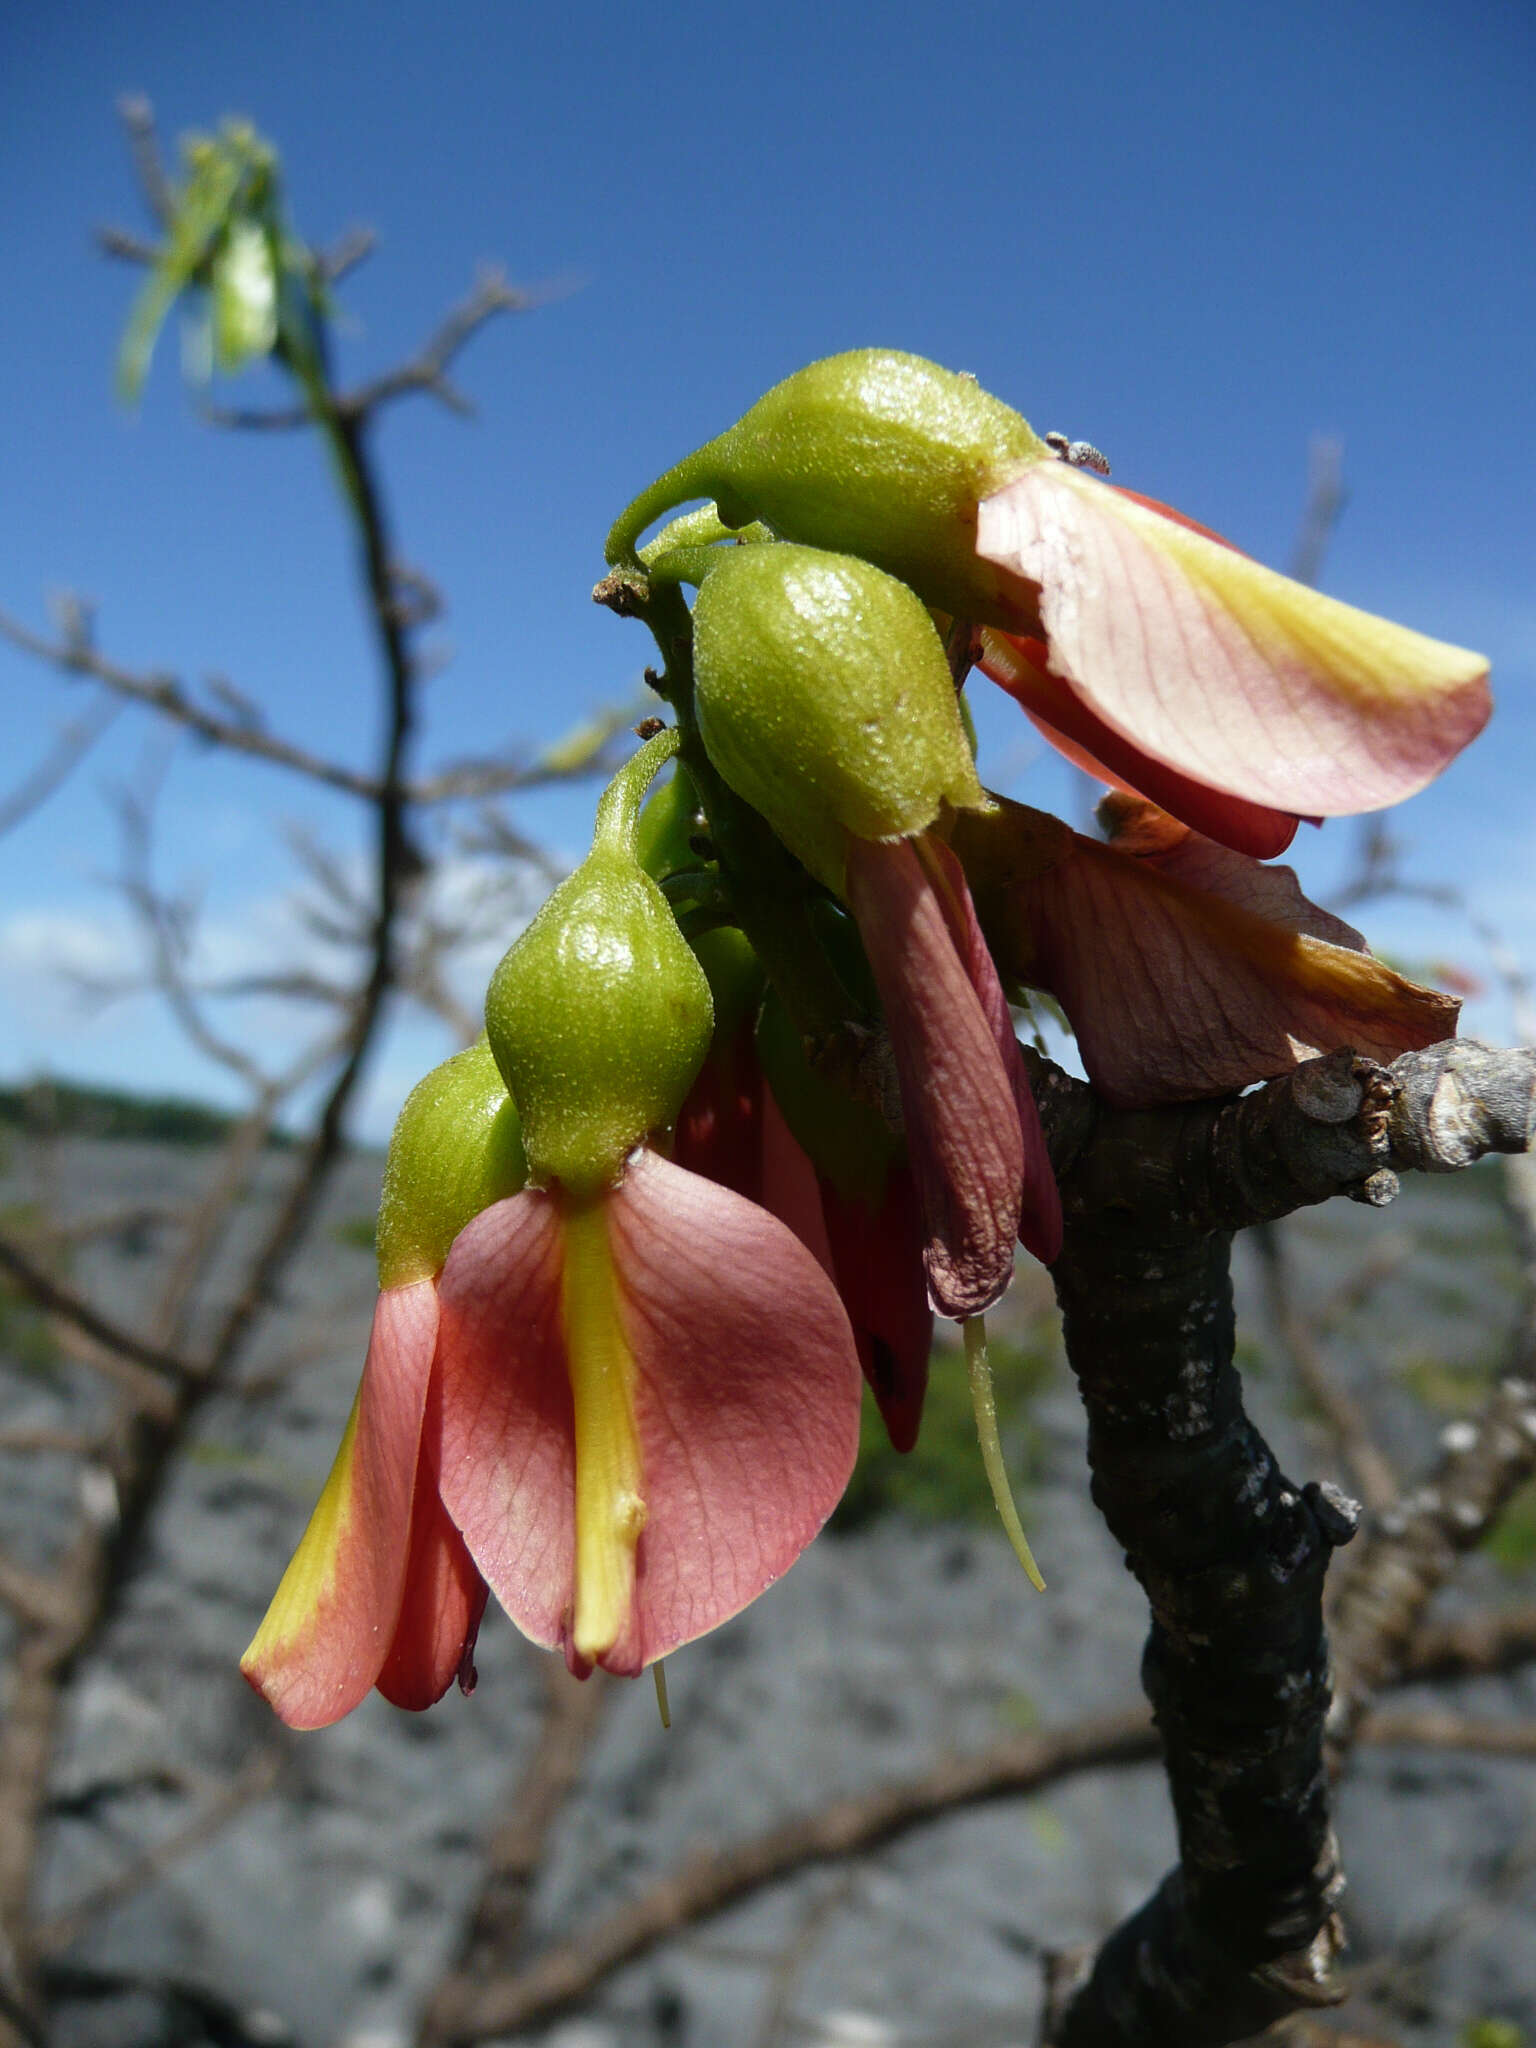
1032 1039 1536 2046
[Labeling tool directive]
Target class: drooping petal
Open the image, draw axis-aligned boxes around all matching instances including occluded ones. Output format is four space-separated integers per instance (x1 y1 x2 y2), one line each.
1096 792 1363 944
913 833 1063 1267
978 629 1300 860
759 1081 837 1276
241 1280 438 1730
975 463 1490 815
375 1364 490 1712
601 1150 863 1673
953 794 1458 1107
671 1021 765 1206
844 835 1023 1317
818 1168 933 1452
759 1070 933 1451
435 1193 575 1655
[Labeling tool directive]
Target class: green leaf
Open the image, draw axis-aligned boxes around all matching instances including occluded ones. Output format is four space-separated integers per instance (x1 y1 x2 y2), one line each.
116 142 245 403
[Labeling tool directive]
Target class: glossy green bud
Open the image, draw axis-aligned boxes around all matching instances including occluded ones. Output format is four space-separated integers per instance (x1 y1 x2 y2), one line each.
607 350 1046 628
376 1037 528 1289
691 543 986 893
484 731 713 1198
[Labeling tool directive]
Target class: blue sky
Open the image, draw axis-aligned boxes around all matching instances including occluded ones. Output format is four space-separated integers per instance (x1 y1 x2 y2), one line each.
2 0 1533 1138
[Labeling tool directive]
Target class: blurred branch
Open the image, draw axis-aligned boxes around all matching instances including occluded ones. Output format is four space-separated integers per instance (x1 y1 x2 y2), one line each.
116 95 175 228
0 693 122 840
1325 1159 1536 1756
110 779 273 1091
0 604 385 800
1400 1600 1536 1682
1253 1222 1399 1512
33 1746 284 1958
205 266 533 430
421 1659 615 2044
1353 1709 1536 1759
433 1710 1159 2044
432 1671 1532 2045
0 1236 193 1386
0 604 634 805
1287 435 1348 588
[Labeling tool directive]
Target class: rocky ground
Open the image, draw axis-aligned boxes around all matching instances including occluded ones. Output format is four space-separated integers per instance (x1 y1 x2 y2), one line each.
2 1133 1533 2048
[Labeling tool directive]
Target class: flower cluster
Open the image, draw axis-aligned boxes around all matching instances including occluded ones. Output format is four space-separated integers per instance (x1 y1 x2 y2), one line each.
244 349 1488 1727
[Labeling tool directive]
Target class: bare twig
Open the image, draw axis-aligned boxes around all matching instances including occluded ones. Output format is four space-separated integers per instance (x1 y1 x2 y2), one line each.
0 1432 100 1459
420 1661 614 2044
115 96 175 227
33 1747 284 1957
1352 1709 1536 1758
0 603 631 806
749 1868 863 2048
1400 1601 1536 1682
0 1236 193 1386
437 1712 1158 2043
319 224 375 282
110 781 273 1091
1253 1223 1399 1512
0 604 384 800
0 1555 75 1632
206 266 532 431
1287 435 1348 589
0 694 122 840
430 1671 1526 2046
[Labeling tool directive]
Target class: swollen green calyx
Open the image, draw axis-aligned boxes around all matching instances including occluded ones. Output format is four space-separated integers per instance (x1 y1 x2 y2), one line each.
376 1037 528 1288
484 729 714 1197
691 543 985 894
606 349 1047 627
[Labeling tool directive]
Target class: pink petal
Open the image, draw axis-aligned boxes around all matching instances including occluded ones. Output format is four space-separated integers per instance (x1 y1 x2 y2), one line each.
760 1055 934 1449
978 630 1299 860
376 1365 490 1712
600 1151 863 1672
818 1168 932 1452
671 1024 765 1207
759 1080 837 1276
1097 792 1365 946
957 795 1459 1107
975 464 1491 815
241 1281 437 1730
435 1194 575 1653
844 836 1024 1318
914 834 1063 1267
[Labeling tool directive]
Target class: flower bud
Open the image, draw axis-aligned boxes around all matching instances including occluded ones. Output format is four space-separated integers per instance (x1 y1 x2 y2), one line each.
376 1037 528 1289
692 542 985 892
485 842 713 1198
608 351 1046 628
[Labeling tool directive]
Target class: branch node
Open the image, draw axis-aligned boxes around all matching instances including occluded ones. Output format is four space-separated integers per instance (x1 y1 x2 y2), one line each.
593 570 649 616
1305 1480 1362 1548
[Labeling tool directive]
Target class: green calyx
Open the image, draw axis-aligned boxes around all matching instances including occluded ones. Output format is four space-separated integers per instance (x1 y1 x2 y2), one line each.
606 350 1047 627
484 729 714 1198
376 1036 529 1289
691 542 985 894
